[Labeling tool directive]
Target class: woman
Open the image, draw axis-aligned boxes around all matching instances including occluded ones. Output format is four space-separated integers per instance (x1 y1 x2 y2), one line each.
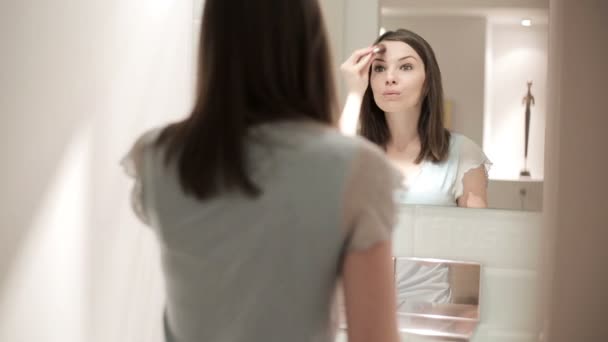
340 29 491 208
122 1 401 342
339 29 491 310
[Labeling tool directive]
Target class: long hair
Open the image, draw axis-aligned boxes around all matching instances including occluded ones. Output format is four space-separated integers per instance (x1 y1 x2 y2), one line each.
360 28 450 164
156 0 337 199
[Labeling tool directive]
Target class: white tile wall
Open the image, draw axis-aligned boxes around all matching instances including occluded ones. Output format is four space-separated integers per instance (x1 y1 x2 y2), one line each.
480 268 538 331
392 205 542 341
392 206 416 255
394 206 541 270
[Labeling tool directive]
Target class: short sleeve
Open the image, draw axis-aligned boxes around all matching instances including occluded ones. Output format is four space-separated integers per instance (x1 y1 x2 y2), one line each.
342 141 404 251
454 136 492 199
120 128 162 225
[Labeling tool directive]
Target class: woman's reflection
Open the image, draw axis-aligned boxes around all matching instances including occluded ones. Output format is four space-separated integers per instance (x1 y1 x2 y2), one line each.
340 29 491 208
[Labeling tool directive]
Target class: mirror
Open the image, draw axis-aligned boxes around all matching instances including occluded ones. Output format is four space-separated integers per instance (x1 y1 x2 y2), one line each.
330 0 549 211
395 257 481 341
382 0 548 211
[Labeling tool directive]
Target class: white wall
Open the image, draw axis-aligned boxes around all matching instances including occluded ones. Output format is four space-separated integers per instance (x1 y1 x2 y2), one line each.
392 206 542 342
381 16 487 146
485 23 548 181
1 0 382 340
0 0 194 341
87 1 195 341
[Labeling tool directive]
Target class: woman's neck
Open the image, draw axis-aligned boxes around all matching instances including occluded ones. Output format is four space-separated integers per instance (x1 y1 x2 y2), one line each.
385 107 421 152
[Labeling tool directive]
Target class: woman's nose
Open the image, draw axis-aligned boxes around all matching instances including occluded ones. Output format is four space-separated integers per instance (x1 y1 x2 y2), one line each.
385 71 397 85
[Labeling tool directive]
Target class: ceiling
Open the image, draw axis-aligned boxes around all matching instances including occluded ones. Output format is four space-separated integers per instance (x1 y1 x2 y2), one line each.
381 0 549 25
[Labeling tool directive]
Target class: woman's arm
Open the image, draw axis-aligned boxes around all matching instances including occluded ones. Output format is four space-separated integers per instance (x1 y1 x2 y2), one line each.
340 92 365 135
457 165 488 208
339 47 375 135
342 240 400 342
340 141 403 342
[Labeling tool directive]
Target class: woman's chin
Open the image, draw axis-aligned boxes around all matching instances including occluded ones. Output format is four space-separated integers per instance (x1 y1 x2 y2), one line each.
377 102 405 114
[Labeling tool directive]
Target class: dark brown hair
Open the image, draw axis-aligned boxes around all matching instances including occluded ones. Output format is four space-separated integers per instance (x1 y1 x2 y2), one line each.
156 0 337 199
360 28 450 164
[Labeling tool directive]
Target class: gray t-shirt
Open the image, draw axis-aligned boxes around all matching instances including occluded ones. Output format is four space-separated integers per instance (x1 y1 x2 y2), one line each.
122 120 402 342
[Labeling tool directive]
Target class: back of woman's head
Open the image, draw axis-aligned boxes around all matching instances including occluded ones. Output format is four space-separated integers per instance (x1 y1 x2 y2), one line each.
360 28 450 164
158 0 336 199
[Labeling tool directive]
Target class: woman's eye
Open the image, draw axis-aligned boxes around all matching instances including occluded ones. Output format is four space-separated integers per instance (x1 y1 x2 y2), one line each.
400 64 413 71
373 65 385 72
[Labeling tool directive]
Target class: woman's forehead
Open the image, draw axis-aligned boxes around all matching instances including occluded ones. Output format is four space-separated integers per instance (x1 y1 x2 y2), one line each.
377 40 421 62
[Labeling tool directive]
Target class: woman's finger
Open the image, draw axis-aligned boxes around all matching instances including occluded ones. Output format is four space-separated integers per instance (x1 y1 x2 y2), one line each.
345 46 374 65
353 52 374 72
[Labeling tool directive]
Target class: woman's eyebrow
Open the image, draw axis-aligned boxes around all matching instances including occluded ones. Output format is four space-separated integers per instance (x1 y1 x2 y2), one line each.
373 55 417 63
398 55 416 61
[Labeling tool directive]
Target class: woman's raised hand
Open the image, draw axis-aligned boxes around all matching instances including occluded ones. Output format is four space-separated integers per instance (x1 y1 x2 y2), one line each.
340 46 376 96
